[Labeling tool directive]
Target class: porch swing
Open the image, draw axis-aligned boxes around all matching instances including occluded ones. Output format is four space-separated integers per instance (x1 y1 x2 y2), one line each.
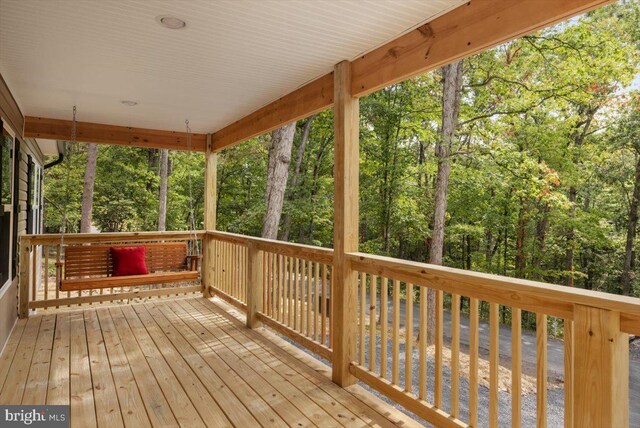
56 108 201 291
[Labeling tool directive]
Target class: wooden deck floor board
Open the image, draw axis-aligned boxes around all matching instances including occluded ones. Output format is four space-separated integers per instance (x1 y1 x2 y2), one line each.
186 298 374 428
171 302 338 426
135 303 272 427
178 298 367 427
47 312 70 405
120 305 232 428
0 319 27 393
164 300 315 427
0 296 421 428
0 316 42 404
69 311 97 428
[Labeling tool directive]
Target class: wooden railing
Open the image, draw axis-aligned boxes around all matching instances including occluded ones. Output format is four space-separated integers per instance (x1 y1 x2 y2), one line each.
206 231 334 359
19 231 204 316
204 234 639 427
17 230 640 426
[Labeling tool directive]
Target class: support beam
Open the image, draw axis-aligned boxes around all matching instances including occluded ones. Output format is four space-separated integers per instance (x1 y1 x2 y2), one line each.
211 73 334 151
18 238 30 319
351 0 611 97
573 304 628 427
202 134 217 297
331 60 359 387
209 0 609 151
246 242 264 329
24 116 207 152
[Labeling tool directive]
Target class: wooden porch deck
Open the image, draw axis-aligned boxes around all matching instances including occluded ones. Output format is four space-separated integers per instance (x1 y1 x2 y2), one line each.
0 296 420 428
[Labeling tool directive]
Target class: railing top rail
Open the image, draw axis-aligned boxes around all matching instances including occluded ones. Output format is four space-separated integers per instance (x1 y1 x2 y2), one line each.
22 230 206 246
348 252 640 322
207 230 334 264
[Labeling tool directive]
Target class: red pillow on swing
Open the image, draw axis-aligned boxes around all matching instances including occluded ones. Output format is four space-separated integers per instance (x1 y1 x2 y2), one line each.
110 246 148 276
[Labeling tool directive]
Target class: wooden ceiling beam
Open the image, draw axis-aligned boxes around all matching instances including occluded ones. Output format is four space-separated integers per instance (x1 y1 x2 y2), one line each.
351 0 612 97
210 0 610 151
24 116 207 152
211 72 334 151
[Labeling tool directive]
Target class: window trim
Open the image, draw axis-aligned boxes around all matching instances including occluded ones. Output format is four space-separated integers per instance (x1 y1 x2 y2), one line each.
1 119 16 290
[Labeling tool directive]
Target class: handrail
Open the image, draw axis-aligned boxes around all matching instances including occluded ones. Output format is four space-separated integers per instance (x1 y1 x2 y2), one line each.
22 230 207 246
348 251 640 327
207 230 334 264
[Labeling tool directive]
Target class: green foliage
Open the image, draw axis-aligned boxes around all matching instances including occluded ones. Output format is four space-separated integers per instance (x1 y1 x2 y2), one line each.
44 1 640 303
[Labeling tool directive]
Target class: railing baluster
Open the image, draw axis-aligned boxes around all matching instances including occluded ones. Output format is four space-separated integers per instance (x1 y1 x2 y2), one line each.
321 263 327 346
294 258 299 332
419 285 427 400
563 319 573 428
451 293 460 418
489 302 499 428
369 274 377 373
380 277 388 380
435 289 443 407
300 259 308 334
469 297 479 428
392 279 400 386
278 254 283 322
44 245 49 302
405 283 413 393
307 260 312 338
359 272 366 366
512 307 522 428
536 313 547 428
314 261 320 342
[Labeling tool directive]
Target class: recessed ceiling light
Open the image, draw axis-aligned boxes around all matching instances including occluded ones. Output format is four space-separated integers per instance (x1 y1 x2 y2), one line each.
156 15 186 30
121 100 138 106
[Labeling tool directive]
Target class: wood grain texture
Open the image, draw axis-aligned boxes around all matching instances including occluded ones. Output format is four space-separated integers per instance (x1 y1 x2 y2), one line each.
351 0 612 97
573 305 628 428
331 60 359 387
212 73 334 151
24 116 207 151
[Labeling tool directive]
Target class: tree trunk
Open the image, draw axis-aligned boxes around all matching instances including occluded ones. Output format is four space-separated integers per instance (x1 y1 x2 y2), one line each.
566 186 576 287
262 122 296 240
280 115 315 241
532 203 550 280
622 154 640 295
80 143 98 233
427 60 463 344
515 197 529 278
158 149 169 231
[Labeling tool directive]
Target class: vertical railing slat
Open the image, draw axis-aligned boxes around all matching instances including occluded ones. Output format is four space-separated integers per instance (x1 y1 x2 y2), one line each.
512 307 522 428
451 293 460 418
380 277 388 379
419 286 427 400
469 297 479 428
392 279 400 386
405 283 413 393
369 275 377 373
536 313 548 428
489 302 499 428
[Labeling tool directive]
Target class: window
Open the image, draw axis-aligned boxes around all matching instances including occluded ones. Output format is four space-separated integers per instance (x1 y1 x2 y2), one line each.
0 123 14 287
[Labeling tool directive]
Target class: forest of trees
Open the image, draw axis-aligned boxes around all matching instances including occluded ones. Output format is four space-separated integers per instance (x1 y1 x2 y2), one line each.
45 2 640 300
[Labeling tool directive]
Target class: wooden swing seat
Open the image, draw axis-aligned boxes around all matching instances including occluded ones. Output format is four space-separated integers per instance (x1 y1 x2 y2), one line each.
58 242 200 291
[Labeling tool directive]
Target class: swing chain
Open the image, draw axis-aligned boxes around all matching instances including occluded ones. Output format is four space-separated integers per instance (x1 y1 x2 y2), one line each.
60 106 76 249
185 119 200 256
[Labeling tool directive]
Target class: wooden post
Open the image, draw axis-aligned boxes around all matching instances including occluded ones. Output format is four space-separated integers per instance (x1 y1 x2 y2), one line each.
573 304 628 428
331 60 359 387
246 242 263 328
18 236 30 319
202 134 217 298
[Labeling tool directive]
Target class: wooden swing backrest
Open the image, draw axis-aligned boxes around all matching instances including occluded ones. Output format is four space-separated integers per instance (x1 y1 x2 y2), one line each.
63 242 189 280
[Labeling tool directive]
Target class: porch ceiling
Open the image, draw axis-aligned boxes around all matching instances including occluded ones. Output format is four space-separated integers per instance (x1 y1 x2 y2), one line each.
0 0 464 134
